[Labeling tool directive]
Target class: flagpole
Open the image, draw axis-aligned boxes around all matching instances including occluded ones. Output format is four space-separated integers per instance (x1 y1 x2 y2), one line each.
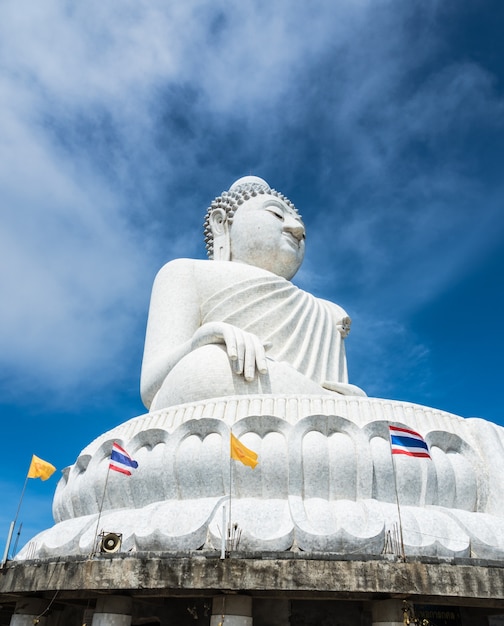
220 505 226 560
228 429 233 556
90 464 112 557
1 523 14 568
1 464 31 567
12 522 23 557
388 431 406 562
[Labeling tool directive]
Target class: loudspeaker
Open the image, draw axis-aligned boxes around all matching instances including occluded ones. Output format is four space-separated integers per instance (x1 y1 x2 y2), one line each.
100 532 122 553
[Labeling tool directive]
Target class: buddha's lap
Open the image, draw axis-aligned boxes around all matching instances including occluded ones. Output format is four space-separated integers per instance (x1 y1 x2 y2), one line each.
150 344 331 410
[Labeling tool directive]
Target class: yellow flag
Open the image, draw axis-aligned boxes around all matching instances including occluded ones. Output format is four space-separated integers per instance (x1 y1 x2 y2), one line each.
27 455 56 481
230 433 258 469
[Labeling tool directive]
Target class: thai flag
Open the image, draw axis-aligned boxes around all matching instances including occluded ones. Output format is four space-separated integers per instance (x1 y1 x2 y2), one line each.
109 442 139 475
389 425 431 459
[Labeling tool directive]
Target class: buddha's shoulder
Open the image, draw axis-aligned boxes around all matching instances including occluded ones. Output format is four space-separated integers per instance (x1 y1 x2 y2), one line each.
310 293 349 321
154 258 271 282
154 258 208 280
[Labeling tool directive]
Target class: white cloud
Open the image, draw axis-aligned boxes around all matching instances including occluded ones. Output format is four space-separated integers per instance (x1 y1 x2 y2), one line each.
1 0 502 408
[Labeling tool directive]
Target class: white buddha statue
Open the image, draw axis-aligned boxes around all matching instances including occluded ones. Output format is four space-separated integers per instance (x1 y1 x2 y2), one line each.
140 175 366 411
15 176 504 561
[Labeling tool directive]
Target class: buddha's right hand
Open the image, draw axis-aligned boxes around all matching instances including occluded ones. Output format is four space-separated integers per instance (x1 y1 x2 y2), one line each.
191 322 269 381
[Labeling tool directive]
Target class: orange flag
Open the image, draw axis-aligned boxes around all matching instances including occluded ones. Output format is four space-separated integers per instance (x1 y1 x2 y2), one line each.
230 433 258 469
27 455 56 481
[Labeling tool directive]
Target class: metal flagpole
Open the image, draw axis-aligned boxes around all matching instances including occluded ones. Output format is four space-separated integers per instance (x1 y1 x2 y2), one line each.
1 523 15 568
388 430 406 562
12 522 23 557
90 464 112 557
1 467 31 567
220 504 226 560
228 430 233 557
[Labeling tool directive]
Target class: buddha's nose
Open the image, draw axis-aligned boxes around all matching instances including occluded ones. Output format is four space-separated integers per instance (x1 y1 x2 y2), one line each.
284 217 306 242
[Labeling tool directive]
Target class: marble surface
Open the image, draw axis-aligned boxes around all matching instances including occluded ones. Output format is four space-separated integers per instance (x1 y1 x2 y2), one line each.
140 176 364 412
16 395 504 560
15 177 504 562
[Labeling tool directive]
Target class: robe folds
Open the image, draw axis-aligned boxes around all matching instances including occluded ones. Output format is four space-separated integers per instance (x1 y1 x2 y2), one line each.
200 273 350 387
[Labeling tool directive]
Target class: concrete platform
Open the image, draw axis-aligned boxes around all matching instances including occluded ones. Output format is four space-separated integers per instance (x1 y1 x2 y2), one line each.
2 552 504 624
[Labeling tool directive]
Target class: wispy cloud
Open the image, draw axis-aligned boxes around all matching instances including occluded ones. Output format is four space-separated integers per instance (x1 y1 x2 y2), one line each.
1 0 503 411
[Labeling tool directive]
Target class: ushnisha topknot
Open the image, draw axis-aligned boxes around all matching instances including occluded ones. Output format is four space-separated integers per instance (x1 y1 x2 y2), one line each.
204 176 300 259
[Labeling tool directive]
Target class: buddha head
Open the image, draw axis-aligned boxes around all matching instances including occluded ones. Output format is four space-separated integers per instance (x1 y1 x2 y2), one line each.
204 176 306 280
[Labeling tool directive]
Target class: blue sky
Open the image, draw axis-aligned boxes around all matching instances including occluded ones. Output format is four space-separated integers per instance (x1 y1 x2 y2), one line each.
1 0 503 553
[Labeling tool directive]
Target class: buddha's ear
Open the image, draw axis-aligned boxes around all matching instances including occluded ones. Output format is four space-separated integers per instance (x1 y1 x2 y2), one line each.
208 208 230 261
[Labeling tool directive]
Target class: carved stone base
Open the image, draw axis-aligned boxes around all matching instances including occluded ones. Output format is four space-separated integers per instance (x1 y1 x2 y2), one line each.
16 395 504 560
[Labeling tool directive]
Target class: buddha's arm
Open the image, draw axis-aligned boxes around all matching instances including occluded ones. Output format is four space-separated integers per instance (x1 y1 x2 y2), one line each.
140 260 200 408
320 304 367 397
140 259 268 408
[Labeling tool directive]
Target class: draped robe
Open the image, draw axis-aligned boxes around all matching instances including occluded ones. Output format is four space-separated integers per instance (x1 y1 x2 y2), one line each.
199 272 349 387
142 259 351 410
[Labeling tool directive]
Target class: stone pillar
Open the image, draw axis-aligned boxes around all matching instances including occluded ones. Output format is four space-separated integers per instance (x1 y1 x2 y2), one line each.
91 596 132 626
211 596 253 626
371 599 404 626
10 599 49 626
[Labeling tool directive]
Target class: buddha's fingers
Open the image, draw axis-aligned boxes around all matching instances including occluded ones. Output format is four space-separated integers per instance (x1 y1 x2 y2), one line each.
243 333 257 381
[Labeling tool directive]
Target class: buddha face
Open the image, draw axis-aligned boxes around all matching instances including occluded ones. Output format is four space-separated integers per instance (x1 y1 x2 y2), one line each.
228 194 306 280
